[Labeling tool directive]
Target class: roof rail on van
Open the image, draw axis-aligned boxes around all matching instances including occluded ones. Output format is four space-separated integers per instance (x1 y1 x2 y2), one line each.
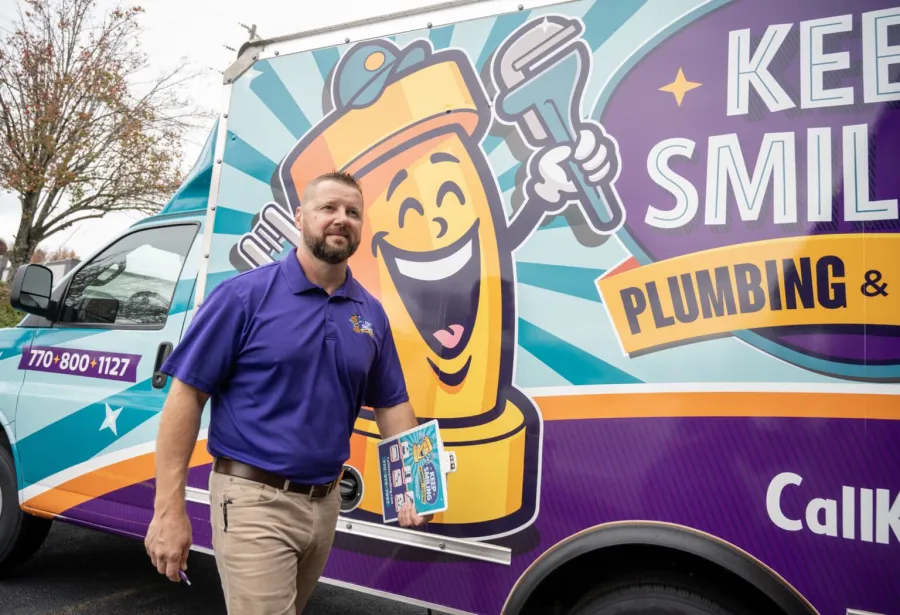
225 0 491 83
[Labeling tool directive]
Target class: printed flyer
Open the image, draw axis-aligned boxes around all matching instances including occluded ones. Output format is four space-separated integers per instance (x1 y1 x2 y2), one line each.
377 420 454 523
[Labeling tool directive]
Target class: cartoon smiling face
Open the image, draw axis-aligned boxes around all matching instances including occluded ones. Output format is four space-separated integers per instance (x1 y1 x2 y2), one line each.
351 127 506 420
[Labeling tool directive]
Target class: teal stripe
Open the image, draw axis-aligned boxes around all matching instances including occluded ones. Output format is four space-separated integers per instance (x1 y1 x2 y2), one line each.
498 165 518 193
134 210 204 226
250 61 311 138
204 269 239 295
538 217 570 231
0 329 102 362
583 0 650 50
313 48 340 81
429 24 454 49
483 133 506 155
17 378 161 485
169 278 197 315
213 207 256 236
224 131 277 184
476 11 531 70
517 318 641 385
516 262 605 303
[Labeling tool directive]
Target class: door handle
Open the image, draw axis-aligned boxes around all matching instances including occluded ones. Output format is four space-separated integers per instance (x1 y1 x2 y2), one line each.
152 342 174 389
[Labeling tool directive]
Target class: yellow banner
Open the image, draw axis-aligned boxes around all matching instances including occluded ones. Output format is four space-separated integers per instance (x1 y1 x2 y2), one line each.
596 234 898 354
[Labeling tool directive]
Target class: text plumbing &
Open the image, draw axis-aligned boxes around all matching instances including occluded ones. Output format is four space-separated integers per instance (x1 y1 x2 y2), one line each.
596 7 898 357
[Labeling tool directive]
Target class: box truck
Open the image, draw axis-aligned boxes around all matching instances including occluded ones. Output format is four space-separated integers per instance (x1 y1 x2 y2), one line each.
1 0 898 613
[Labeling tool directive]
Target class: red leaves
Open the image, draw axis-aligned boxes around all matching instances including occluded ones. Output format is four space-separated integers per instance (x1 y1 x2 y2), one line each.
0 0 205 254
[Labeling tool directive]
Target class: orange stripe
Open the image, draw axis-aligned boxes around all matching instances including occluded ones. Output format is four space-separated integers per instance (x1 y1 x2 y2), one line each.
533 391 900 421
23 441 213 517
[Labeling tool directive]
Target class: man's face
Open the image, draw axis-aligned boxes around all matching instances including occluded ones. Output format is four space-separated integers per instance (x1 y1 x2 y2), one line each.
296 179 364 264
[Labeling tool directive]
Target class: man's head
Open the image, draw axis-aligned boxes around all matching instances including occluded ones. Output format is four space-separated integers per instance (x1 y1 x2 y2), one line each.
295 171 364 265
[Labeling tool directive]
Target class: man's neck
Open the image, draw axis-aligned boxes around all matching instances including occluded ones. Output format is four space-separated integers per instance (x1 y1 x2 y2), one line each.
296 246 346 295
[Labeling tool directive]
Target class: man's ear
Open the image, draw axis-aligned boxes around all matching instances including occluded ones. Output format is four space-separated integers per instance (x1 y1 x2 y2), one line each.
293 204 303 232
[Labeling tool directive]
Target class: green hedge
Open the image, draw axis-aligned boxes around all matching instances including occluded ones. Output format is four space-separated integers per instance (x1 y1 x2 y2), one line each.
0 282 25 328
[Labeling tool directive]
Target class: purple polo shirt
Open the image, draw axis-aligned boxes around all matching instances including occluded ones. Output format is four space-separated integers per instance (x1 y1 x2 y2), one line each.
160 249 408 484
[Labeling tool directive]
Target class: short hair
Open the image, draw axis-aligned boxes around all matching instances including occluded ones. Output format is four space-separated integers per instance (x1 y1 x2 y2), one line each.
303 170 362 204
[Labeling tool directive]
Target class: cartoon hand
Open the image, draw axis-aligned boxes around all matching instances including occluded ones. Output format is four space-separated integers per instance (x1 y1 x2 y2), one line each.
528 120 617 207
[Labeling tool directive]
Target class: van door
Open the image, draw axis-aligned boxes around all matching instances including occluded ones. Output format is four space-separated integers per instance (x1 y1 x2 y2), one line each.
13 221 200 533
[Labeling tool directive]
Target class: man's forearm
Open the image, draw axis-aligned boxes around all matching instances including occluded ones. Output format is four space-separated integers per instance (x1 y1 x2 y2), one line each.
373 401 419 439
153 379 208 514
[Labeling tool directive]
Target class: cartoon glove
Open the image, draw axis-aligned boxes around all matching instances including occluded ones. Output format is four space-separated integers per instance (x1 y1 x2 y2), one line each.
528 121 618 206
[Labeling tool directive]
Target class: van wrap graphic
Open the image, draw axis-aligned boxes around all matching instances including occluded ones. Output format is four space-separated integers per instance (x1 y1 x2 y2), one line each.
19 346 141 382
2 1 897 615
592 1 900 379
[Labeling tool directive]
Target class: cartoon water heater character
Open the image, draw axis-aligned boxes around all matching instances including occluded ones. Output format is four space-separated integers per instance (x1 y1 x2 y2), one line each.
237 16 624 539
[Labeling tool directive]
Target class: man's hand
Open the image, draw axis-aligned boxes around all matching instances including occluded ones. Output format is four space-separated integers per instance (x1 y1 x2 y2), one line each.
398 500 432 529
145 508 192 582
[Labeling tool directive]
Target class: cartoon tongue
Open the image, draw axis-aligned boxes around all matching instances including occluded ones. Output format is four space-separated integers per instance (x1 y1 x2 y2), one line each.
434 324 465 349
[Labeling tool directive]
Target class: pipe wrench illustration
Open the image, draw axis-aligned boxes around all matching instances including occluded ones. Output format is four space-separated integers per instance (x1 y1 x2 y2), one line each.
492 15 626 236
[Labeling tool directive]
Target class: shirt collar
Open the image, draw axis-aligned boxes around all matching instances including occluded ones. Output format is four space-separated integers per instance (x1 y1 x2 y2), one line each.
280 248 363 303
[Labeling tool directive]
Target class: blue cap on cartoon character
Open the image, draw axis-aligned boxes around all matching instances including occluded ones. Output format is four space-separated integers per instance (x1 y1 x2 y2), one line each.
276 39 491 206
332 39 430 109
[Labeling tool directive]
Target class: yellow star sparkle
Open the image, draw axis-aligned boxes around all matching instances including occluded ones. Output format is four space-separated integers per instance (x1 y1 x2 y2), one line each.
659 68 702 107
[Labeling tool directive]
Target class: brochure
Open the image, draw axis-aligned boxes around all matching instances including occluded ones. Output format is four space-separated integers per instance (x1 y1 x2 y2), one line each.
376 419 456 523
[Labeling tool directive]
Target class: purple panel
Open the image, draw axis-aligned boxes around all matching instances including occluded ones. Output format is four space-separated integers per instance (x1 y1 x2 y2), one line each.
187 463 212 490
18 345 142 382
64 417 900 615
598 0 900 366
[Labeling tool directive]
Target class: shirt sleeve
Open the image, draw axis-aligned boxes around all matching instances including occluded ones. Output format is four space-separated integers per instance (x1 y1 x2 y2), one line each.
160 281 246 395
364 312 409 409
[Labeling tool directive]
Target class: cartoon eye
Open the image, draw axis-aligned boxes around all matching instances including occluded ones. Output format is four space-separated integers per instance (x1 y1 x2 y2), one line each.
398 197 424 228
436 180 466 208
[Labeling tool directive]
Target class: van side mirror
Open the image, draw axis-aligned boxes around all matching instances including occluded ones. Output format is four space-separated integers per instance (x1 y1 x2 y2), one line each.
10 264 57 320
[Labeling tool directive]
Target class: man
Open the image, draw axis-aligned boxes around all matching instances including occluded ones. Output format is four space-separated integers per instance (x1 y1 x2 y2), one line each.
144 171 430 614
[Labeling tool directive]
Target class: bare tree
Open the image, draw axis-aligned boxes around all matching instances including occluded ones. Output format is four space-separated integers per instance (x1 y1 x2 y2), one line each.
47 245 78 261
30 244 77 262
0 0 210 281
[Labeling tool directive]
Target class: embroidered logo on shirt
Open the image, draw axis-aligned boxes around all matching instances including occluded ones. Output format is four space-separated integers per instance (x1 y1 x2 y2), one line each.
349 314 374 337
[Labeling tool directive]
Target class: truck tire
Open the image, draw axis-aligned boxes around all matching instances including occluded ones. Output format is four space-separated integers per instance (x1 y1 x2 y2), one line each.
568 573 758 615
0 445 52 575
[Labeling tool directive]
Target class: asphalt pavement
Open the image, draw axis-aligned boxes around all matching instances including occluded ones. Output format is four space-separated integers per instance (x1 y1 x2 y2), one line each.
0 521 435 614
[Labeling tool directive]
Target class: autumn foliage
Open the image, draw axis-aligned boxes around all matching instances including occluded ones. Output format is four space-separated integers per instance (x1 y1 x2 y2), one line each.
0 0 207 281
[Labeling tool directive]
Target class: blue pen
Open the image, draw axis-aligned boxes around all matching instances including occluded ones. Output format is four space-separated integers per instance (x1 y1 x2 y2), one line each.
179 569 192 586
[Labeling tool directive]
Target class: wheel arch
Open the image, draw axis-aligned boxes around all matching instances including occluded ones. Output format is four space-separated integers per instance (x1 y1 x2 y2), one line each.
0 412 23 493
501 521 818 615
0 412 13 457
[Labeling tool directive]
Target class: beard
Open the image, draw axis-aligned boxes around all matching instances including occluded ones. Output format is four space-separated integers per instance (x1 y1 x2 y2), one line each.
302 226 359 264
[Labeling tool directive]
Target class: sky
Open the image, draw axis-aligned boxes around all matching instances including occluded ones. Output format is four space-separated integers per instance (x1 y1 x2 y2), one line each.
0 0 449 261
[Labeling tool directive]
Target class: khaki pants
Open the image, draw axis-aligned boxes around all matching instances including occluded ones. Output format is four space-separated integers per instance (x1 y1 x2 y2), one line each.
208 469 341 614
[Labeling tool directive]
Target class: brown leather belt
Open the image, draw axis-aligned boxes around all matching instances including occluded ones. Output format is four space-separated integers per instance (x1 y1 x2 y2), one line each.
212 457 339 500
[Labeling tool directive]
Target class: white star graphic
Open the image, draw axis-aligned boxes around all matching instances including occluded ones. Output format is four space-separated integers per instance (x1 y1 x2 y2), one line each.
99 403 124 437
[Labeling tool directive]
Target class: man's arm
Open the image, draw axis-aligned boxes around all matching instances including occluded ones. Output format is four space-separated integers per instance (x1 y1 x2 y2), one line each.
372 400 418 440
145 378 208 582
144 282 246 581
372 400 432 528
153 378 209 515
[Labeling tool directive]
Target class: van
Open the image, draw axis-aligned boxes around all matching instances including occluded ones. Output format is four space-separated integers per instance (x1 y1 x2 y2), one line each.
1 0 897 613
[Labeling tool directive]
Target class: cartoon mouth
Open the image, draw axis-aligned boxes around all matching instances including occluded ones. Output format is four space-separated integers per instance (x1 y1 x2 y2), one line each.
377 221 481 369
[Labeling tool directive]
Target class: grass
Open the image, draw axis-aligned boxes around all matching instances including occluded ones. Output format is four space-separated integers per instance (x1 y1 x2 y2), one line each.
0 281 24 328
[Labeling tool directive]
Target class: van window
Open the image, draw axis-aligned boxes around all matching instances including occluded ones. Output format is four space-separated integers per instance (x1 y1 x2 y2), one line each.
57 225 197 327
